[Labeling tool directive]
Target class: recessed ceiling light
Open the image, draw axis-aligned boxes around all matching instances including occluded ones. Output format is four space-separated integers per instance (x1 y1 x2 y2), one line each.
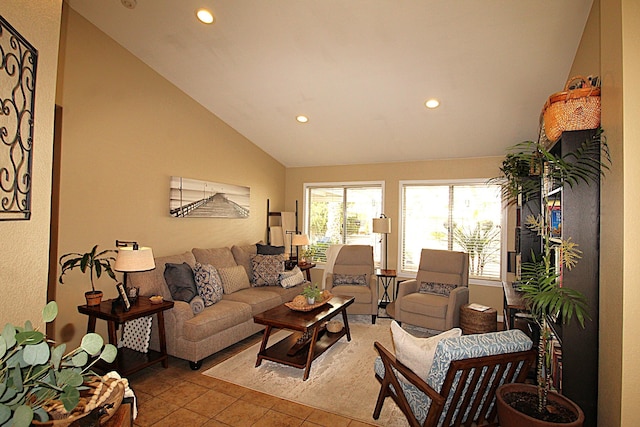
296 115 309 123
121 0 136 9
196 9 215 24
425 99 440 109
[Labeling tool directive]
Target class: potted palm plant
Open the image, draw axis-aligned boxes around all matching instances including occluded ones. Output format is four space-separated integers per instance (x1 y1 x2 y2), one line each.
58 245 117 306
493 129 609 426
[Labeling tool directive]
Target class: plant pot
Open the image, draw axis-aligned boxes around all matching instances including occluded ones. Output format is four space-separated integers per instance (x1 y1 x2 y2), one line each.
496 383 585 427
306 297 315 305
85 290 103 306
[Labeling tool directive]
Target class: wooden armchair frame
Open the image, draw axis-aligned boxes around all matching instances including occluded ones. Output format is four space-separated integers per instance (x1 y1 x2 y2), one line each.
373 341 536 427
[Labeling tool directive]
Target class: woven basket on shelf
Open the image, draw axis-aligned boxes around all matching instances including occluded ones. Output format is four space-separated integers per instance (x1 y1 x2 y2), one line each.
542 75 601 142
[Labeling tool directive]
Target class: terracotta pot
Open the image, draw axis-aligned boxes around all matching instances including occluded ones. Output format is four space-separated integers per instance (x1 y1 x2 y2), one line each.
85 290 103 306
496 383 585 427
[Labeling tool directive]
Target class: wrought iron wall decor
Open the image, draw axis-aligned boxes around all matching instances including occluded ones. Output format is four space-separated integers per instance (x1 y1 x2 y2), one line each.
0 16 38 220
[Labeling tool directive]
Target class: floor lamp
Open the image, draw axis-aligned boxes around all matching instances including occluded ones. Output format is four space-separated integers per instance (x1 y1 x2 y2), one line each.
373 215 391 270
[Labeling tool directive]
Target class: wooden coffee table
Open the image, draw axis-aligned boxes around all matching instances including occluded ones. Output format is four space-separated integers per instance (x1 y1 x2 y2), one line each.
253 295 355 380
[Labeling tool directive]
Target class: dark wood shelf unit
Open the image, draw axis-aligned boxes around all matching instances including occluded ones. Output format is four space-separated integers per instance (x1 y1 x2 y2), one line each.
547 129 600 426
508 129 599 426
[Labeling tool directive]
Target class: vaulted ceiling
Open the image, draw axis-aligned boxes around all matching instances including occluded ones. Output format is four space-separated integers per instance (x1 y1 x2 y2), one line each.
65 0 594 167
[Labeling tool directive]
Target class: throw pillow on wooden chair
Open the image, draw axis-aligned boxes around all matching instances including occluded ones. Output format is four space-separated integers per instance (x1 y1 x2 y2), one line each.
373 326 535 426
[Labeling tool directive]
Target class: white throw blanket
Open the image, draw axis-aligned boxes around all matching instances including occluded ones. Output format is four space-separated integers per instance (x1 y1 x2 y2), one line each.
322 244 345 289
280 212 296 257
269 211 297 257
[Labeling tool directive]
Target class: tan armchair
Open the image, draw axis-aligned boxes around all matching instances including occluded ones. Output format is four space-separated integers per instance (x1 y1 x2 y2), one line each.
324 245 378 324
389 249 469 331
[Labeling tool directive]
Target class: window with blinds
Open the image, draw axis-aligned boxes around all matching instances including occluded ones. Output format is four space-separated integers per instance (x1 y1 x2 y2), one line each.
305 184 383 263
400 181 503 281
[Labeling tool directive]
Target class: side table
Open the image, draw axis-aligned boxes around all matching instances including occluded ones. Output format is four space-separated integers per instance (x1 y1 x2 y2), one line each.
376 269 396 317
460 304 498 335
298 262 316 281
78 296 174 376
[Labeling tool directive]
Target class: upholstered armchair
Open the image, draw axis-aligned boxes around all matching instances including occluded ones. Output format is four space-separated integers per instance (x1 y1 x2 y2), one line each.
389 248 469 331
324 245 378 324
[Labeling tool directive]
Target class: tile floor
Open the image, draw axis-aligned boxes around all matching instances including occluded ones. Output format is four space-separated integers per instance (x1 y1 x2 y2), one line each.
128 319 506 426
128 331 377 427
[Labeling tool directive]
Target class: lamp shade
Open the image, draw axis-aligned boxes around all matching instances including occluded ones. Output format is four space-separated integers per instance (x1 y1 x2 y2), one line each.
291 234 310 246
373 217 392 234
114 246 156 272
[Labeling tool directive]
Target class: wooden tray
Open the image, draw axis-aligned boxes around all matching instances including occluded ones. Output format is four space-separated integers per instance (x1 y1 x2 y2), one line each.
285 292 333 311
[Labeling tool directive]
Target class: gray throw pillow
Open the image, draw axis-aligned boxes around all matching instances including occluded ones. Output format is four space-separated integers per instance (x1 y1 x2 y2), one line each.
164 262 198 302
256 243 285 255
418 281 459 297
333 273 368 286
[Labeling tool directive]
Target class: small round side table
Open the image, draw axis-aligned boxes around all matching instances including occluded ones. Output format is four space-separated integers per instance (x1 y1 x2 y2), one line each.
460 304 498 335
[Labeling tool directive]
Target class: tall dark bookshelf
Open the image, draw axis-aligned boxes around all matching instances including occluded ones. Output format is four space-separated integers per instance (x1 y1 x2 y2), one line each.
546 129 600 426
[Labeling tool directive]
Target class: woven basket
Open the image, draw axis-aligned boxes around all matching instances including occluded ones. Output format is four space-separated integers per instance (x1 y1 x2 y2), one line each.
542 75 601 142
460 305 497 334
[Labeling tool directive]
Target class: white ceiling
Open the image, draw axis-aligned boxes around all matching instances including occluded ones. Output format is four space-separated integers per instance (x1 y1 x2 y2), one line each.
65 0 594 167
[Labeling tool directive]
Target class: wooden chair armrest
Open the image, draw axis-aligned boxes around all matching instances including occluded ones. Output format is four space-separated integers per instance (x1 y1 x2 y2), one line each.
374 342 446 416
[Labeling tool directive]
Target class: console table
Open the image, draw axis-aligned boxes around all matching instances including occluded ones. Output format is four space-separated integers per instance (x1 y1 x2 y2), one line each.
502 281 526 330
298 262 316 281
78 296 174 376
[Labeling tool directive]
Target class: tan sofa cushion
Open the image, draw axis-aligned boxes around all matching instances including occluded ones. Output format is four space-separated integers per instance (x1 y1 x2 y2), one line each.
231 244 257 281
253 283 304 303
183 300 252 341
223 288 282 315
192 247 237 269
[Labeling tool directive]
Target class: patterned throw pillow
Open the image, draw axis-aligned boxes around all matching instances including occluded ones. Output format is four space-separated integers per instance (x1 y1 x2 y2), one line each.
279 266 305 289
193 263 224 306
218 265 251 294
333 273 368 286
419 281 459 297
251 254 285 286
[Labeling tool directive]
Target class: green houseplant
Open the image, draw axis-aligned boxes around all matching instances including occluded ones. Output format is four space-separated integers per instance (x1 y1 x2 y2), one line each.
302 283 322 304
493 129 610 426
58 245 118 306
0 301 117 427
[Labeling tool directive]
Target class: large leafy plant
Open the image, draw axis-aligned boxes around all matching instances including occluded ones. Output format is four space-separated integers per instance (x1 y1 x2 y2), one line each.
493 128 609 415
58 245 118 292
0 301 117 426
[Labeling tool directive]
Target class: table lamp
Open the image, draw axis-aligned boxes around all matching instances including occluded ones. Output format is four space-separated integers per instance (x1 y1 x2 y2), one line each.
114 240 156 291
291 233 310 264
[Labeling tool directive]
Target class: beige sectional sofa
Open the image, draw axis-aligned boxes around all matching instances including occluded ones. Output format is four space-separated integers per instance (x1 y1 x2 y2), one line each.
129 244 306 370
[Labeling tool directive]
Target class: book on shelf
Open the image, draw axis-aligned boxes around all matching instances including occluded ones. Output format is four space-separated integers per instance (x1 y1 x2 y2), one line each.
467 303 491 312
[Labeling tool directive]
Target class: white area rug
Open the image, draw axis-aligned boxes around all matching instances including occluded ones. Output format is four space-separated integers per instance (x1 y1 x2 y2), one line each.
202 316 428 426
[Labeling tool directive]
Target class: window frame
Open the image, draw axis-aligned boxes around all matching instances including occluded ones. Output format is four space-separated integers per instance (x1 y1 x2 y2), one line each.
303 180 385 265
398 179 507 286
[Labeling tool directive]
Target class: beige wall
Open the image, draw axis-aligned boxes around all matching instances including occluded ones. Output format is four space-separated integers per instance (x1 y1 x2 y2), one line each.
573 0 640 424
55 7 286 347
0 1 62 325
285 157 506 311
